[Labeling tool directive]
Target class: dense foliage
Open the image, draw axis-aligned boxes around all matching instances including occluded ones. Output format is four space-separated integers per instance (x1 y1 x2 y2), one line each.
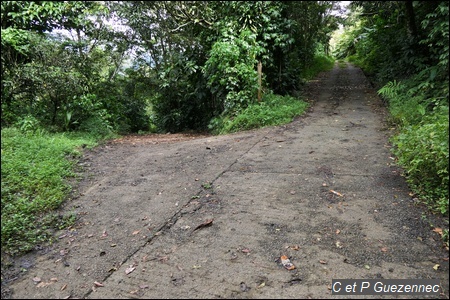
333 1 448 222
2 1 339 134
1 1 340 256
2 0 447 255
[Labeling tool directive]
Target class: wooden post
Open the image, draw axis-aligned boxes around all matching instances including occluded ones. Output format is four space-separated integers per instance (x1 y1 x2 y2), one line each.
257 61 262 102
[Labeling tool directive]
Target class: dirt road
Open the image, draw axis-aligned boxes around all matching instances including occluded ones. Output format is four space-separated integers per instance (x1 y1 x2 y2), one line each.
2 63 448 299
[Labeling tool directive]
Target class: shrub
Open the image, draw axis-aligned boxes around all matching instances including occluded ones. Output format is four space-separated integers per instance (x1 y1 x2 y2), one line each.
391 106 449 215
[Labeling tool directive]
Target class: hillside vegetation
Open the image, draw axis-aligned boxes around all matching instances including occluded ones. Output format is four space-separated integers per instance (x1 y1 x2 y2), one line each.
1 1 447 256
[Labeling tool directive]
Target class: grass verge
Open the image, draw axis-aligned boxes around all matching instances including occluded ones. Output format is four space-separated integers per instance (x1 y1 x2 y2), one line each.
1 128 100 256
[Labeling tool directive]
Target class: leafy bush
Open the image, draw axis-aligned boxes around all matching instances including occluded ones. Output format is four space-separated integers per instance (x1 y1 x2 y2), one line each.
378 80 428 126
391 106 449 216
203 29 261 115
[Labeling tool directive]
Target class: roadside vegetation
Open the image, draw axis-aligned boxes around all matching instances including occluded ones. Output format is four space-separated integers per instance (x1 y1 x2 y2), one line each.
333 1 448 246
2 1 447 258
1 128 103 255
1 1 340 257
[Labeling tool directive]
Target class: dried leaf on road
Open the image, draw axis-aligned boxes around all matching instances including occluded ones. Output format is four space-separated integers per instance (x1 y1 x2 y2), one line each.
94 281 104 287
192 219 213 232
36 281 54 288
125 265 136 275
432 228 443 236
330 190 343 197
280 255 296 270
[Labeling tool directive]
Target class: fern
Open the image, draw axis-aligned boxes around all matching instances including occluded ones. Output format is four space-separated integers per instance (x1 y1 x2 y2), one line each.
377 80 401 100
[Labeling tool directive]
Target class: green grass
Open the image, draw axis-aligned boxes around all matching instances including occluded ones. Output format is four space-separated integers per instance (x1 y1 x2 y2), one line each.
378 78 449 248
209 93 309 134
301 55 335 80
1 128 99 256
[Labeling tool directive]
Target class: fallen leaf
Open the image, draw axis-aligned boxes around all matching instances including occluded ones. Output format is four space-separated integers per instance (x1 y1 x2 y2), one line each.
36 281 54 288
336 241 343 249
33 277 41 283
291 245 300 251
433 264 440 271
129 290 139 294
335 229 341 235
381 247 388 252
319 260 327 264
432 228 443 236
140 284 149 289
192 219 213 232
125 266 136 275
192 265 201 269
241 248 251 253
61 284 67 291
257 282 266 288
94 281 104 287
280 255 296 270
364 265 370 270
50 278 58 282
132 230 140 235
330 190 343 197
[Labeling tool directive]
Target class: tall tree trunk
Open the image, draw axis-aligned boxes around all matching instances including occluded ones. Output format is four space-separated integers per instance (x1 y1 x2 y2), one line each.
405 0 418 39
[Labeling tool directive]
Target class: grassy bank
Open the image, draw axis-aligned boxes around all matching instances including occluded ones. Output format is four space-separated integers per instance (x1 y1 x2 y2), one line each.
1 128 100 256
